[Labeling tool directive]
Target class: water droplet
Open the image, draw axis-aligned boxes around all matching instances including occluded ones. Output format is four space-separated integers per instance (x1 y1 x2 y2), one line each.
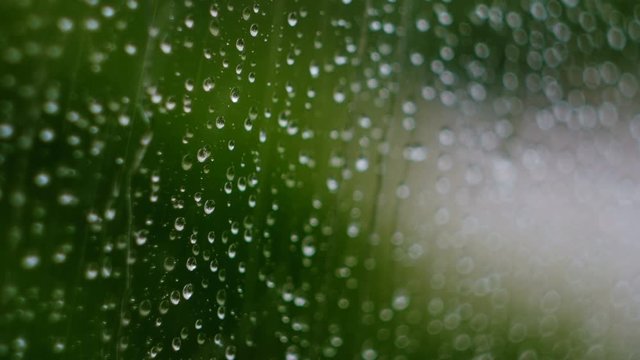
608 27 627 51
250 24 259 37
164 257 176 272
204 200 216 215
171 337 181 351
225 345 236 360
230 88 240 103
186 257 197 271
287 13 298 27
174 217 186 231
135 230 148 245
139 300 151 317
0 123 14 139
57 17 74 32
235 38 245 52
21 254 40 269
355 156 369 172
182 283 193 300
302 236 316 257
34 172 50 187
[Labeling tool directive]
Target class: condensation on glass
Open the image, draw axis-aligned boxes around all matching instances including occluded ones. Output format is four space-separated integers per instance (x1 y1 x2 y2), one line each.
1 0 640 359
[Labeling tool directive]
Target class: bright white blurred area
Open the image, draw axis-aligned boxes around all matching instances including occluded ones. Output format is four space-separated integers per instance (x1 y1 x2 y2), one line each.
392 101 640 356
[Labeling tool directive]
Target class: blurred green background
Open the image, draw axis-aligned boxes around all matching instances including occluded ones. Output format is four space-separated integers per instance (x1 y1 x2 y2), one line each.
2 0 640 359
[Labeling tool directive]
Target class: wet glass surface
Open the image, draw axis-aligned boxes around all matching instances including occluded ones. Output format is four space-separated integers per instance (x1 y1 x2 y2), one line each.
1 0 640 359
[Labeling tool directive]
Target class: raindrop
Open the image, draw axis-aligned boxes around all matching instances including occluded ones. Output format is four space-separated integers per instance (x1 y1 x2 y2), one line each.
287 12 298 27
182 284 194 300
204 200 216 215
230 88 240 103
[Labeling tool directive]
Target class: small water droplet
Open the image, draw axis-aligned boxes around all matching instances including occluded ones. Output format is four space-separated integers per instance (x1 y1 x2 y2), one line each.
21 254 40 269
174 217 186 231
182 283 194 300
230 88 240 103
287 13 298 27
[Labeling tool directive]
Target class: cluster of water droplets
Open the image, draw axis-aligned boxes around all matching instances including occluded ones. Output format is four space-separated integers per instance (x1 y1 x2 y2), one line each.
2 0 640 359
